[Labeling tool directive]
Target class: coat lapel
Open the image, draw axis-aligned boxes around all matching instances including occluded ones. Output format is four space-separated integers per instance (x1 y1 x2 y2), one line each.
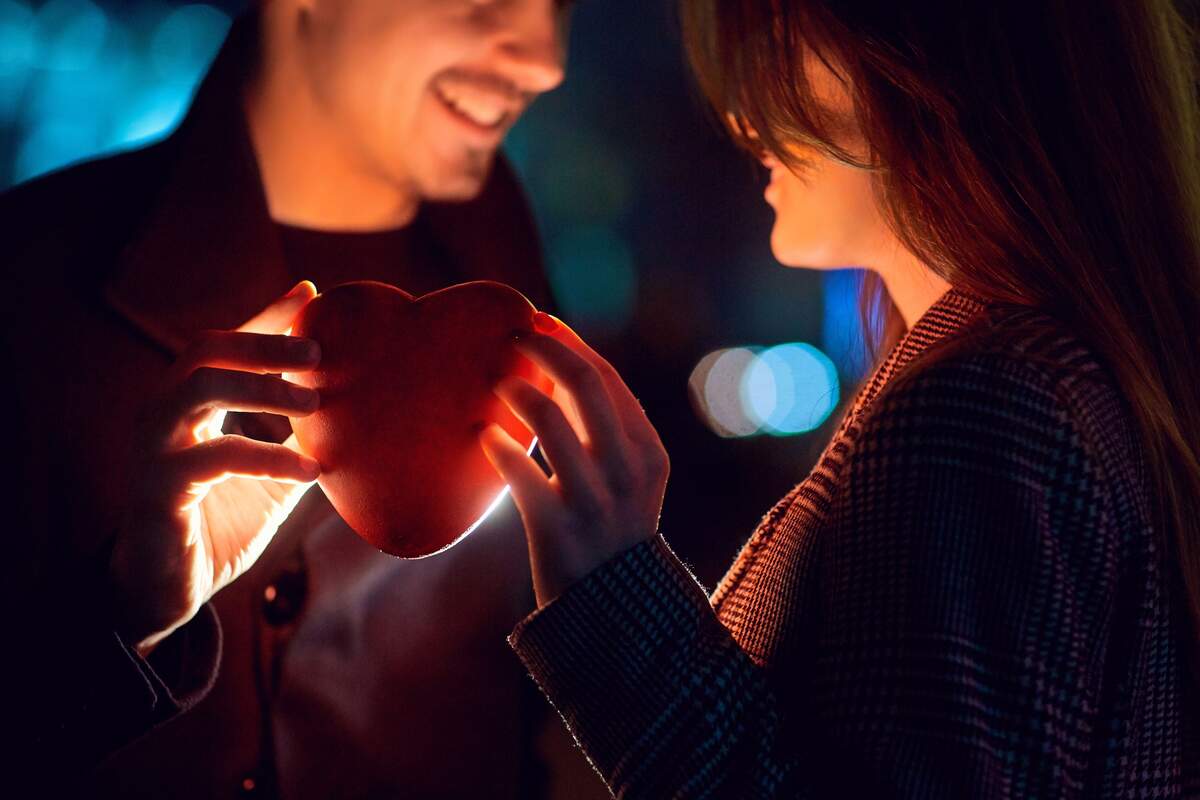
846 287 987 425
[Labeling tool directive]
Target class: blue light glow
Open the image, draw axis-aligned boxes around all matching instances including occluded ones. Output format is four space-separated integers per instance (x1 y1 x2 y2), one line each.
822 268 870 382
742 343 839 435
150 4 230 78
0 1 36 76
37 0 108 72
692 342 839 438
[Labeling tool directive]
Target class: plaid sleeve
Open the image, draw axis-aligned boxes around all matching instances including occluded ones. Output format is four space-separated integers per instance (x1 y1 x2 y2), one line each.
510 534 796 799
511 349 1124 798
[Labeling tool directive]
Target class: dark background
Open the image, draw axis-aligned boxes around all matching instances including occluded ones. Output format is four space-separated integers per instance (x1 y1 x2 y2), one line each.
0 0 869 586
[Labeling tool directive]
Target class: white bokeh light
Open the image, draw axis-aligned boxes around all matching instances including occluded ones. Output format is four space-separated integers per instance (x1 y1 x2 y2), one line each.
691 342 841 438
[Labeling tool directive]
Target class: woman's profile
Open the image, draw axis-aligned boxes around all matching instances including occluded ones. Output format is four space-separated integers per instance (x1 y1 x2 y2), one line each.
479 0 1200 795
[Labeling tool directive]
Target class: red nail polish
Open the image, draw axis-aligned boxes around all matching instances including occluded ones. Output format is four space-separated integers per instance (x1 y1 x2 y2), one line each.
533 312 559 333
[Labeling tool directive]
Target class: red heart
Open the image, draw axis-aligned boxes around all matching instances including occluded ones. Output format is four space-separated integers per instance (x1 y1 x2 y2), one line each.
289 280 550 557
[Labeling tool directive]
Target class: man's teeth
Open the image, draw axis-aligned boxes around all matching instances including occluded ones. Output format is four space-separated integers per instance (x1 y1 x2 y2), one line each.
437 86 506 128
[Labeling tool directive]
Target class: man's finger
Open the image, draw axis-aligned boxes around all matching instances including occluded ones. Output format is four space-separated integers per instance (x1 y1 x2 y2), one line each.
239 280 318 335
166 435 321 492
173 329 321 377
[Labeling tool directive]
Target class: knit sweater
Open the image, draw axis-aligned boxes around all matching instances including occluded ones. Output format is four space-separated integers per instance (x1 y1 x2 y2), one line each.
509 287 1199 799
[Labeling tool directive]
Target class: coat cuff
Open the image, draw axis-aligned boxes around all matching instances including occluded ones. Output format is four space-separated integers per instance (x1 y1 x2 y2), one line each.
508 535 722 777
49 602 223 765
135 602 223 715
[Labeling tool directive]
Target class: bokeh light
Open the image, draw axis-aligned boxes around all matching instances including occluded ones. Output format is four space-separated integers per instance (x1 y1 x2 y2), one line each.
149 3 230 78
0 1 36 76
743 343 839 435
690 343 840 438
37 0 109 72
822 268 870 382
5 1 229 185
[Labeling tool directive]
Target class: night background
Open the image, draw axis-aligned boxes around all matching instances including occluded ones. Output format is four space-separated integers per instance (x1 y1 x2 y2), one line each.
0 0 873 582
2 1 870 794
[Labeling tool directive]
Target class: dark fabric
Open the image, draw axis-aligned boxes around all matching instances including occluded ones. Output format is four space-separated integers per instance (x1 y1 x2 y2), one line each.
511 288 1200 798
2 12 556 797
276 223 434 292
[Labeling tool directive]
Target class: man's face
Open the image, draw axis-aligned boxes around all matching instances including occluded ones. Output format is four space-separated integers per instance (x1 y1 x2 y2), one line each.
294 0 569 201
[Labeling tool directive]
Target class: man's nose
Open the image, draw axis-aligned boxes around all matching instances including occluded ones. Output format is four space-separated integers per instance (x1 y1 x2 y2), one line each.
496 1 567 95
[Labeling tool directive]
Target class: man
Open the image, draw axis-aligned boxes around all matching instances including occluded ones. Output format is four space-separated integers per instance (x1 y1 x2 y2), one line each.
3 0 583 796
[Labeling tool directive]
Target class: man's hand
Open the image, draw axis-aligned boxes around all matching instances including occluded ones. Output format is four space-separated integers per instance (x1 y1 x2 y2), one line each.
109 281 324 652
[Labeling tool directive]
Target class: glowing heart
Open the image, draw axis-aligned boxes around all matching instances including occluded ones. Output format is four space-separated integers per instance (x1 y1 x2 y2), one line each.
289 280 550 558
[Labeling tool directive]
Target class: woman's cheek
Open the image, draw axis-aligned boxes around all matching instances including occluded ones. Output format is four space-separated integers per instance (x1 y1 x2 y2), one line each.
769 170 842 269
768 158 882 270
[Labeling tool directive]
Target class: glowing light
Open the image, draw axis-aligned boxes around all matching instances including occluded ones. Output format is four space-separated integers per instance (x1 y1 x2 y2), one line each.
36 0 108 72
114 82 193 146
691 343 840 438
822 269 870 381
14 119 99 182
0 0 36 76
415 436 539 559
149 4 230 79
743 343 839 434
698 347 759 438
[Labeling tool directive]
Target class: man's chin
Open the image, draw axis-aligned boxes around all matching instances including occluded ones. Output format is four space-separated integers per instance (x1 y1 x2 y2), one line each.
415 153 495 204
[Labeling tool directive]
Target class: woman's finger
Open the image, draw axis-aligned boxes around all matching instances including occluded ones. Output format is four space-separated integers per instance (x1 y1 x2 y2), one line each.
529 315 660 446
495 377 605 507
479 423 559 527
238 280 318 335
513 335 638 487
162 435 321 495
514 335 625 441
172 329 321 379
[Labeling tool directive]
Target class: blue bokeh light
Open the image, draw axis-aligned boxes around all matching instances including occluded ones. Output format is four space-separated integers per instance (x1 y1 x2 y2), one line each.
822 268 870 382
7 1 229 185
742 343 840 435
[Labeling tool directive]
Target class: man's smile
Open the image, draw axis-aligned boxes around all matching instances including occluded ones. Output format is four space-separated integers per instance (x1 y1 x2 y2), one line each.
431 71 527 135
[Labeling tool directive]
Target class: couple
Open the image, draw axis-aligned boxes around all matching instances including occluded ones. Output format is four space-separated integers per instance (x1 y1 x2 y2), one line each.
5 0 1198 797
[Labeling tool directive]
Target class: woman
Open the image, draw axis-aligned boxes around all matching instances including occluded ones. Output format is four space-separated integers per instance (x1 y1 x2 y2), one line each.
479 0 1200 796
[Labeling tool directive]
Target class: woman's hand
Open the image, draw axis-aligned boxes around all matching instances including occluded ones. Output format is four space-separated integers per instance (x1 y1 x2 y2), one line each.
479 314 669 608
109 281 324 653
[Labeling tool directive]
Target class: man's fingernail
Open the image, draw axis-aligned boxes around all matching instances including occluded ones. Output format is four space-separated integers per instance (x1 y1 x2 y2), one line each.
289 385 319 408
533 312 559 334
293 338 321 362
286 280 315 299
299 454 321 474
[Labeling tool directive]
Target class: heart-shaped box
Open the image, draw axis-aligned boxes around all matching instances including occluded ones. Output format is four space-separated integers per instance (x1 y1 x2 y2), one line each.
290 280 550 557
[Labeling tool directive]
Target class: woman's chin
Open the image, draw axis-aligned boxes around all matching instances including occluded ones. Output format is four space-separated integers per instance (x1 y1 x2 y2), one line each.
769 235 841 271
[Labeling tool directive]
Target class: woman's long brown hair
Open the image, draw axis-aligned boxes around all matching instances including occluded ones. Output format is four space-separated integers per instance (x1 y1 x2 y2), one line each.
682 0 1200 672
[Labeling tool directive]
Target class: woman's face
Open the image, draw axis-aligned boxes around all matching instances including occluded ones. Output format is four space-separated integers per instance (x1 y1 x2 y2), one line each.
759 55 895 272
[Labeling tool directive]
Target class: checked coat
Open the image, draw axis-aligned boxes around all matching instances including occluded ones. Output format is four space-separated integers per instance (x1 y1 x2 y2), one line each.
510 287 1200 798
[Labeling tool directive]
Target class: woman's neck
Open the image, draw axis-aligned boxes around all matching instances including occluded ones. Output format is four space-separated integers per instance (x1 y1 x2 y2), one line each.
876 249 953 329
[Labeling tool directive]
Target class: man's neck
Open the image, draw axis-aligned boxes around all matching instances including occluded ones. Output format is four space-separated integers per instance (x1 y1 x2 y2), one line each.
242 16 419 232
